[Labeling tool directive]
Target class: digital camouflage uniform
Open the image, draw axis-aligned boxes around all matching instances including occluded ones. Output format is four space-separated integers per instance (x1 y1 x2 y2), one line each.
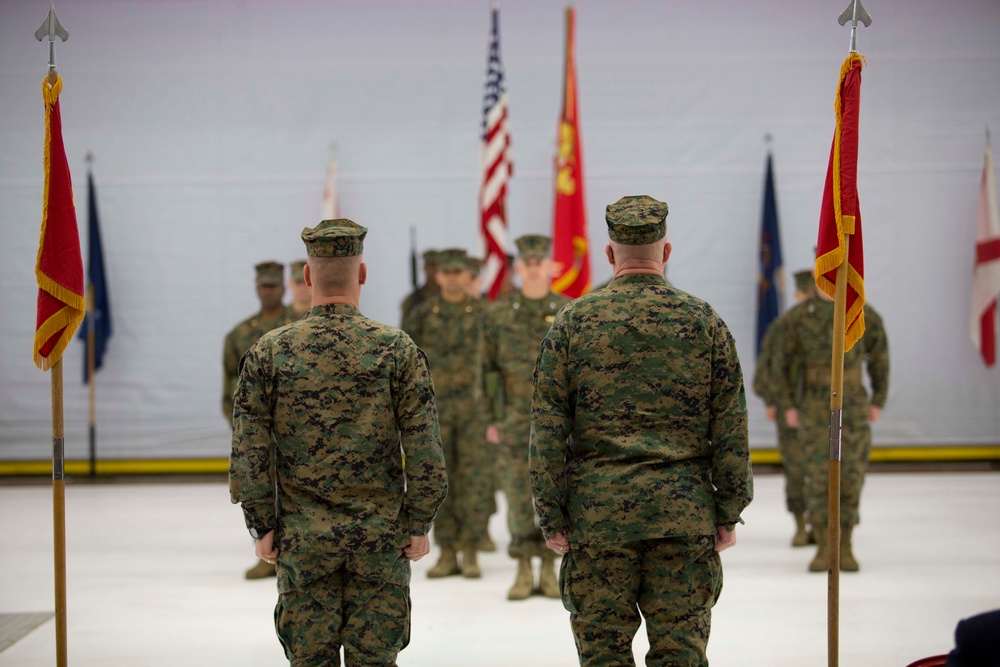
404 250 492 559
399 250 439 327
484 239 569 562
222 262 296 425
530 196 753 666
230 220 448 666
752 270 819 547
773 298 889 531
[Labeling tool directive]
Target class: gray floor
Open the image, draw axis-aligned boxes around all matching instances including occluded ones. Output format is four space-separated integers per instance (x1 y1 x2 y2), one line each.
0 471 997 666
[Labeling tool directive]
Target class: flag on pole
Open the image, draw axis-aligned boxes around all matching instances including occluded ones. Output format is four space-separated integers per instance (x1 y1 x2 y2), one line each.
551 6 590 299
77 169 112 382
970 136 1000 367
34 76 84 371
321 155 339 220
756 152 784 357
479 4 513 301
815 53 866 351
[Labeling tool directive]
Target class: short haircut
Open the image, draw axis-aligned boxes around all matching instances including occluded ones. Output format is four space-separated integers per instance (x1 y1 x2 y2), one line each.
308 255 362 294
609 238 667 262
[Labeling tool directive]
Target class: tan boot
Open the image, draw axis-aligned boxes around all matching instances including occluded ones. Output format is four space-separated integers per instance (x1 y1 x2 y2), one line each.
538 552 560 599
427 546 460 579
244 559 276 580
808 524 828 572
461 547 482 579
478 534 497 552
840 525 860 572
507 556 533 600
791 512 810 547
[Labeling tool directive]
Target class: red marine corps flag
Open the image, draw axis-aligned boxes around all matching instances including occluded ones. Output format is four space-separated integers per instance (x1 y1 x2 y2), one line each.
550 6 590 299
479 3 513 300
34 74 85 371
815 52 866 351
970 133 1000 367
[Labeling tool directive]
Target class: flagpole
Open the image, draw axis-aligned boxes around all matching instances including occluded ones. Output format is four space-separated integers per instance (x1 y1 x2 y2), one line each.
86 153 97 478
828 3 871 666
51 358 69 666
36 4 72 664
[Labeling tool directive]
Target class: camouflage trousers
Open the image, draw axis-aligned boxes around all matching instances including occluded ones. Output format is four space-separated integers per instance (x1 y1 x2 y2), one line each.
275 551 410 667
433 396 491 548
560 535 722 667
500 406 544 558
776 407 808 515
798 393 872 528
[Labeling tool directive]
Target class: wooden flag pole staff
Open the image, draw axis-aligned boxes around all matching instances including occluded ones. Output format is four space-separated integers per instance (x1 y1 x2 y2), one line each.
51 359 69 666
827 239 849 667
86 151 97 478
828 2 870 666
36 3 72 665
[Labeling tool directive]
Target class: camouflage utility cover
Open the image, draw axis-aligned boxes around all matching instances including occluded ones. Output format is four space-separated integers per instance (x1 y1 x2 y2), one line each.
514 234 552 260
230 303 448 553
530 273 753 546
605 195 668 245
301 219 367 257
255 261 285 286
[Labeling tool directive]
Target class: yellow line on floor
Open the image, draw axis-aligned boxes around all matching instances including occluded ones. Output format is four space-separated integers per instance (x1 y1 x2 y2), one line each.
1 446 998 477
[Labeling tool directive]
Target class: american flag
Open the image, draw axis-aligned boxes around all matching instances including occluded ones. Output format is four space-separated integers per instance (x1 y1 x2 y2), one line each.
479 4 512 300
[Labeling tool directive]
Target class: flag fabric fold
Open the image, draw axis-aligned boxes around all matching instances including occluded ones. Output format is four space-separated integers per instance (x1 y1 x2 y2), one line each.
970 139 1000 367
756 152 784 357
78 170 112 381
34 76 85 371
550 6 590 299
815 53 866 351
479 5 513 300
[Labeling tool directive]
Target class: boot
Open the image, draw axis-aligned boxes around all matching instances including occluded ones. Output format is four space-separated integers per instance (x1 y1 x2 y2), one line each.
808 524 828 573
840 525 860 572
791 512 810 548
538 552 560 599
427 546 461 579
461 547 482 579
244 559 276 580
507 556 533 600
478 534 497 552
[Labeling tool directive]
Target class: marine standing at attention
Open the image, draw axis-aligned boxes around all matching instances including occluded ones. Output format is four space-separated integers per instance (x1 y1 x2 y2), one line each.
752 269 817 547
230 219 448 665
773 281 889 572
530 195 753 666
405 248 493 580
222 260 295 580
484 234 568 600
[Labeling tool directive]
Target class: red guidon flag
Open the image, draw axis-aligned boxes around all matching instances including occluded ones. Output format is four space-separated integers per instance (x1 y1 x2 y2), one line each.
970 139 1000 367
34 76 85 370
550 6 590 299
815 53 865 351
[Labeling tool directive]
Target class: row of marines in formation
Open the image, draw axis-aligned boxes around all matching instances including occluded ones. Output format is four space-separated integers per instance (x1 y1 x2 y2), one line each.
224 195 887 665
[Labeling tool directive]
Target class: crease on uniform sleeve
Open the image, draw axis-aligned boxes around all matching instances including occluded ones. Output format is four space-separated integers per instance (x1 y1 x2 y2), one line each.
394 335 448 536
529 316 573 538
707 315 753 527
229 339 278 531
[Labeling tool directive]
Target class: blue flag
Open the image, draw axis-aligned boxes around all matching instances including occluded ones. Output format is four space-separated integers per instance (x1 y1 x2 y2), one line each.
755 153 784 357
78 171 112 382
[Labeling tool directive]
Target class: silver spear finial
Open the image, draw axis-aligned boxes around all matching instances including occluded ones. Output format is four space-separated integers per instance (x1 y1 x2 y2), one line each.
35 1 69 81
838 0 872 54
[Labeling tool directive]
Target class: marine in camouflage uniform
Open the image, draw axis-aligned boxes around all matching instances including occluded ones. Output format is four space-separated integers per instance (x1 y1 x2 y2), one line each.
751 269 817 547
399 250 439 327
530 196 753 667
484 234 569 600
230 219 448 666
222 262 297 580
773 288 889 572
404 248 492 579
288 260 312 319
222 261 295 426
